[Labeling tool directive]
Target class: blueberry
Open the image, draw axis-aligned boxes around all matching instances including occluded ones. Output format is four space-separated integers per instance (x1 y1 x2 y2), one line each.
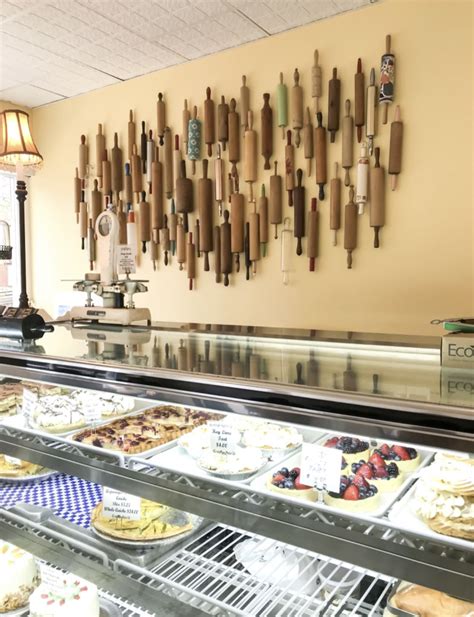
280 467 289 476
351 463 358 472
407 448 417 459
289 469 299 479
372 486 378 494
394 455 401 461
284 479 294 489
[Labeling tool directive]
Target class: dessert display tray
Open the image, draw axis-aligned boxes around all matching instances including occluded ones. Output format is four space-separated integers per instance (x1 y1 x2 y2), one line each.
99 597 123 617
1 605 29 617
0 469 58 483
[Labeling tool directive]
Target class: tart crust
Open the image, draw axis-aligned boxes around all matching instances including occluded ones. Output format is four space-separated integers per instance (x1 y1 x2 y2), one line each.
266 478 317 502
323 491 380 512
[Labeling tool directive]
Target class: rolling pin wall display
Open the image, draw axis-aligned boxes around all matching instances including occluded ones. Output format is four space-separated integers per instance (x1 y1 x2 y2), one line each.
140 121 147 174
221 210 232 286
198 159 213 271
261 93 273 170
258 184 268 256
151 147 163 239
312 50 322 113
330 163 341 246
204 87 215 156
78 135 88 180
379 35 395 125
176 159 193 232
215 144 224 216
285 130 295 206
240 76 250 132
187 106 201 175
355 142 369 214
308 197 319 271
277 73 288 138
214 226 221 283
228 99 240 177
315 112 327 200
111 132 123 197
303 108 313 176
270 161 282 238
243 111 257 202
164 127 173 198
157 93 166 145
354 59 365 143
327 68 341 143
366 68 377 155
293 169 305 256
389 105 403 189
370 147 385 247
74 168 81 222
344 186 357 269
342 100 354 186
96 124 106 187
128 110 135 160
146 131 154 190
217 96 229 152
292 69 304 147
139 191 151 253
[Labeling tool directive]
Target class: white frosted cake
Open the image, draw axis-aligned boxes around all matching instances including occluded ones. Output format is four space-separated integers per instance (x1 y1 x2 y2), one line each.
30 395 85 433
0 541 40 612
29 575 100 617
72 390 135 417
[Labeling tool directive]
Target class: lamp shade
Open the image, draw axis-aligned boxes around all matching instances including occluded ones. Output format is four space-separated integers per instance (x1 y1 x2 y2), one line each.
0 109 43 168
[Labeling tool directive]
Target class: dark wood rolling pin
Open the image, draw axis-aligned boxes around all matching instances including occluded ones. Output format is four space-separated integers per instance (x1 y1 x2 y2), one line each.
176 216 186 270
146 130 154 191
344 185 357 269
388 105 403 190
96 124 106 187
74 168 81 223
124 163 132 207
221 210 232 286
312 50 322 113
176 160 193 232
330 162 341 246
131 144 142 203
151 146 163 239
293 169 305 256
139 191 151 253
111 132 123 198
328 67 341 143
240 76 250 132
118 200 127 245
214 225 221 283
258 184 268 257
215 144 224 216
102 151 111 197
249 202 260 274
194 219 200 258
78 135 88 180
88 218 95 269
379 35 395 125
366 68 376 155
244 222 251 280
79 185 87 249
308 197 319 271
303 107 313 176
164 127 173 199
292 69 303 148
244 111 257 202
342 99 354 186
354 59 365 143
157 92 166 146
198 159 213 271
187 106 201 176
270 161 282 238
228 98 240 178
315 112 327 200
370 147 385 247
91 179 102 228
204 87 215 157
261 93 273 170
169 200 177 256
160 214 170 266
173 134 181 197
285 130 295 206
182 99 190 155
217 95 229 152
230 180 244 272
128 110 135 160
140 121 147 174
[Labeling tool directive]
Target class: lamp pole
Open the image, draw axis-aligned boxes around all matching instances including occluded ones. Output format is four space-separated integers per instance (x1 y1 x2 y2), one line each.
15 177 29 308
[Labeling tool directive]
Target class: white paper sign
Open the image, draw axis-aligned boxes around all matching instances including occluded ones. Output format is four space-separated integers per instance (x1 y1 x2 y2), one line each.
4 455 22 467
103 487 141 520
300 443 342 492
81 404 101 424
209 422 239 455
39 564 67 593
22 388 37 417
117 245 136 274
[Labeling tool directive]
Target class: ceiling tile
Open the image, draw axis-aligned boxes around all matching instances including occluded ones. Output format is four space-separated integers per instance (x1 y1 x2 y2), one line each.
0 84 64 106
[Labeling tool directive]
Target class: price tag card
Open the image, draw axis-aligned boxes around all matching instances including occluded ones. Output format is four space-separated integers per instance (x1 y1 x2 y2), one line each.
300 443 342 492
103 487 141 520
22 388 37 418
81 404 101 424
4 455 22 467
117 244 136 274
39 564 67 593
209 422 239 456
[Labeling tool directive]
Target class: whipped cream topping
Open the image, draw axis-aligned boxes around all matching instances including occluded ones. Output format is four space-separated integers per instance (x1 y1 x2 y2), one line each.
71 391 135 415
31 395 84 428
415 484 474 520
420 453 474 495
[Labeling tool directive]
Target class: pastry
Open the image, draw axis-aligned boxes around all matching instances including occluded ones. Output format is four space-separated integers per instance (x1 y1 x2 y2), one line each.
0 541 40 612
29 575 100 617
351 452 404 493
0 454 44 478
198 447 266 477
372 443 420 472
386 582 474 616
71 390 135 417
268 466 317 501
242 423 302 452
92 499 193 541
22 382 64 397
29 395 86 433
323 435 371 465
323 474 380 512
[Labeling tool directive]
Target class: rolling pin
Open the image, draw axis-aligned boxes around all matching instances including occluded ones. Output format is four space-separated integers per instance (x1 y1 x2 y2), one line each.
146 130 154 190
344 186 357 269
370 147 385 247
240 75 250 132
182 99 190 154
131 144 141 202
330 162 341 246
328 67 341 143
388 105 403 190
176 217 186 270
292 69 303 147
244 222 251 280
124 163 132 206
303 107 313 176
308 197 319 271
151 147 163 237
221 210 232 286
118 200 127 245
87 218 95 269
354 58 365 143
187 106 201 176
157 93 165 145
164 127 173 198
91 179 102 227
150 237 158 271
102 151 111 196
215 144 224 216
270 161 282 238
281 217 292 285
312 50 322 113
249 202 260 274
277 72 288 138
127 208 137 258
173 134 182 196
79 186 87 249
244 111 257 202
160 214 170 266
169 199 177 255
355 142 369 214
74 168 81 222
230 184 244 272
293 168 305 256
128 110 135 160
214 226 221 283
204 87 215 157
285 130 295 206
366 68 377 155
140 121 147 174
96 124 106 187
342 100 354 186
315 112 327 200
78 135 88 179
194 219 200 257
198 158 213 271
228 98 240 177
258 184 268 257
261 93 273 170
379 35 395 125
217 95 229 152
176 159 193 232
111 132 123 197
139 191 151 253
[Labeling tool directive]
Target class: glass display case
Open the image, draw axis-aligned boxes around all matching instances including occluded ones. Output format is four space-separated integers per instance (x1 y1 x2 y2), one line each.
0 322 472 616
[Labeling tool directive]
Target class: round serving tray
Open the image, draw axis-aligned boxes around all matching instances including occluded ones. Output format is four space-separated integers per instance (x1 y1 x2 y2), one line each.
196 462 267 482
99 597 123 617
0 469 58 484
0 605 29 617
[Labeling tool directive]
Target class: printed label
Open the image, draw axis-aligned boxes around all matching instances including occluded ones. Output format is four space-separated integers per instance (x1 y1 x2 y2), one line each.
117 244 136 274
103 487 141 520
22 388 37 417
39 564 67 593
209 422 238 456
300 443 342 492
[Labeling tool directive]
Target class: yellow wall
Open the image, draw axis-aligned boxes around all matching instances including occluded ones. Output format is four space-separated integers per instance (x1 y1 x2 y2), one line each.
29 0 473 335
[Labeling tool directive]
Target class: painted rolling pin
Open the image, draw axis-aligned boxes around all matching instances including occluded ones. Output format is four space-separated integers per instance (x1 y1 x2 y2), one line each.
78 135 88 180
244 111 257 202
330 162 341 246
79 186 87 249
249 202 260 274
312 50 322 113
285 130 295 206
176 159 193 232
366 68 377 155
293 169 305 256
221 210 232 286
261 93 273 170
74 168 81 222
164 127 173 199
139 191 151 253
240 76 250 132
199 159 213 271
389 105 403 190
342 100 354 186
344 186 357 269
131 144 142 202
128 110 135 160
187 232 196 290
124 163 132 207
173 135 181 196
244 222 251 280
176 216 186 270
258 184 268 256
187 106 201 176
91 179 102 228
355 142 369 214
270 161 282 238
96 124 106 187
328 68 341 143
204 87 215 157
303 107 313 176
102 151 111 197
315 112 327 200
151 146 163 237
379 35 395 125
228 98 240 178
292 69 303 147
111 132 123 197
277 73 287 138
308 197 319 271
87 218 95 270
169 200 177 255
370 147 385 247
146 131 154 190
160 214 170 266
230 182 244 272
217 95 229 152
157 93 165 145
354 58 365 143
215 144 224 216
182 99 190 154
214 225 221 283
140 121 147 174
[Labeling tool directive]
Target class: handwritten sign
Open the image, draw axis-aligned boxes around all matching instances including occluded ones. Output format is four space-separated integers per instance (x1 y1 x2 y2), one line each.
117 245 136 274
209 422 238 456
39 564 67 593
81 403 101 424
22 388 37 418
300 443 342 492
103 487 141 520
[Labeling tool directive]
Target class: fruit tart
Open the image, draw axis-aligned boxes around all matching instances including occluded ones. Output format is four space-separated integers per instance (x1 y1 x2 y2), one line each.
351 452 404 493
324 474 380 512
267 466 317 502
373 443 420 472
323 435 370 465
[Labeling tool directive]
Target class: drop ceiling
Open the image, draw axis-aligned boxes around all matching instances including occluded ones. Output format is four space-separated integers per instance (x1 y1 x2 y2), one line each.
0 0 372 108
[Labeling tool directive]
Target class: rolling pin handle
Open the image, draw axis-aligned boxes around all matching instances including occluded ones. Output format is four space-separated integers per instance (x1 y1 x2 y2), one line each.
382 104 388 125
357 126 362 143
358 203 364 215
252 262 256 276
296 238 302 256
192 160 196 175
142 241 147 254
368 136 374 156
189 279 193 291
274 224 278 240
204 252 210 272
235 253 240 272
224 273 229 287
347 250 353 269
318 184 325 201
164 251 168 266
207 143 212 157
81 238 85 250
306 159 311 177
295 128 301 148
333 230 337 246
391 174 397 191
309 257 315 272
183 213 189 233
374 227 380 248
344 168 350 186
288 191 293 207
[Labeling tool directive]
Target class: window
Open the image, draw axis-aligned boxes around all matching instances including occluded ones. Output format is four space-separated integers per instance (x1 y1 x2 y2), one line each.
0 171 19 307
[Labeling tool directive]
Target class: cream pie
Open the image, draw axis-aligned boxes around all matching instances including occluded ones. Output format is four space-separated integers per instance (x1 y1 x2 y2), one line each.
0 454 44 478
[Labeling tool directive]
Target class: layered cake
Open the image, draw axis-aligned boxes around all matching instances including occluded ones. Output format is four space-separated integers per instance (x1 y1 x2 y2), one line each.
0 541 40 612
0 454 44 478
323 435 370 465
242 422 302 453
386 582 474 617
351 452 404 493
29 395 85 433
29 575 100 617
268 466 317 501
372 442 420 472
323 474 380 512
0 381 22 415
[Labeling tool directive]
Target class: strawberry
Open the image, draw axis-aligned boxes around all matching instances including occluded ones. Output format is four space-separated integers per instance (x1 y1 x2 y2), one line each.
356 463 374 479
391 445 410 461
325 437 339 448
379 443 391 456
343 485 359 500
272 473 285 485
369 452 386 468
374 466 388 479
294 474 312 490
352 474 369 489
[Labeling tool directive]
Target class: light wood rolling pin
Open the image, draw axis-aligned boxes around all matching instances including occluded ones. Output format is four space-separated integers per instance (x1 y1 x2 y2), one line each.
244 111 257 202
261 93 273 170
187 106 201 176
131 144 142 202
74 168 81 223
230 182 245 272
303 107 314 176
366 68 377 155
78 135 88 180
173 134 182 196
204 87 215 157
79 185 87 250
128 110 135 160
228 99 240 178
293 169 305 256
111 132 123 198
176 159 193 232
194 219 200 258
124 163 132 207
96 124 106 187
91 179 102 228
198 158 213 271
308 197 319 271
87 218 95 270
379 35 395 125
151 146 163 239
221 210 232 286
312 50 322 113
240 76 250 132
344 185 357 269
217 95 229 152
164 127 173 199
270 161 283 238
160 214 170 266
330 162 341 246
354 58 365 143
388 105 403 190
118 200 127 245
169 200 177 256
157 93 166 145
277 73 288 139
342 100 354 186
146 130 154 191
285 130 295 206
355 142 369 214
140 121 147 174
139 191 151 253
214 226 221 283
315 112 327 200
215 144 224 216
292 69 303 147
249 202 260 274
182 99 190 155
258 184 268 257
176 217 186 270
328 68 341 143
102 151 111 197
370 147 385 247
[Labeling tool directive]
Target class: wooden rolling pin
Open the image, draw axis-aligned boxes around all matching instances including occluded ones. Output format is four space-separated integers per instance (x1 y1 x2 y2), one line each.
244 222 251 280
366 68 377 155
194 219 200 258
126 208 137 257
308 197 319 271
328 67 341 143
389 105 403 190
117 201 127 245
102 151 111 196
293 169 305 256
150 237 158 271
182 99 190 154
244 111 257 202
277 72 288 138
131 144 141 202
221 210 232 286
214 226 221 283
146 130 154 190
342 100 354 186
217 95 229 152
74 168 81 222
315 112 327 200
176 217 186 270
128 110 135 160
91 179 102 227
355 142 369 214
303 107 314 176
111 132 123 196
330 162 341 246
88 218 95 269
139 191 151 253
124 163 132 206
344 186 357 269
78 135 88 179
261 93 273 170
228 98 240 177
240 76 250 132
312 50 322 113
285 130 295 206
270 161 282 238
215 144 224 216
204 87 215 157
160 214 170 266
199 159 213 271
187 106 201 176
157 93 165 145
379 35 395 125
258 184 268 257
140 121 147 174
249 202 260 274
230 181 244 271
151 146 163 238
164 127 173 199
370 147 385 247
292 69 304 147
96 124 106 187
173 134 181 196
354 58 365 143
79 186 87 249
169 200 177 255
281 217 292 285
176 160 193 232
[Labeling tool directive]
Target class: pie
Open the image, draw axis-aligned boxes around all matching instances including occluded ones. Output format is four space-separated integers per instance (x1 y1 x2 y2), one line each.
0 455 44 478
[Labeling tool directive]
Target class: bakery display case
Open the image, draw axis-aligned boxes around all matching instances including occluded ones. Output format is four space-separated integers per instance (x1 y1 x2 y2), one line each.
0 323 472 616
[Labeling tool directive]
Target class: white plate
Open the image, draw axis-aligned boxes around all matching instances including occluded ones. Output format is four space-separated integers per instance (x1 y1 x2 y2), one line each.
0 469 58 483
0 604 29 617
